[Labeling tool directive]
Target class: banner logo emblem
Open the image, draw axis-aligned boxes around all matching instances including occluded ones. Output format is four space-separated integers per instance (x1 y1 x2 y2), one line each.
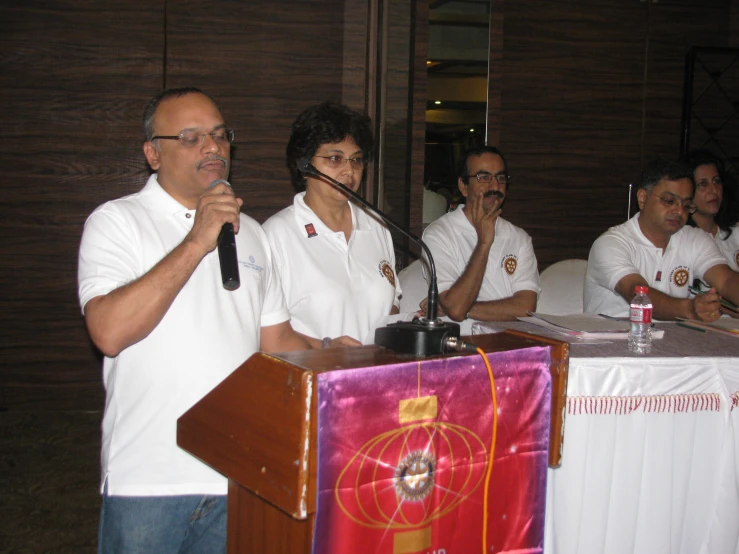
395 451 436 502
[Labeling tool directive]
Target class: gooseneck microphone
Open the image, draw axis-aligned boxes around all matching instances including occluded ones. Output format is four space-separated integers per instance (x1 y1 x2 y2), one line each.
208 179 240 291
298 159 472 356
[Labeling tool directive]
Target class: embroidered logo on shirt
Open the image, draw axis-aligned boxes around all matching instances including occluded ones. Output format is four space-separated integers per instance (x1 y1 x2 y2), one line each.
735 250 739 268
305 223 317 238
378 261 396 287
501 254 518 275
655 270 662 282
239 255 264 272
670 266 690 287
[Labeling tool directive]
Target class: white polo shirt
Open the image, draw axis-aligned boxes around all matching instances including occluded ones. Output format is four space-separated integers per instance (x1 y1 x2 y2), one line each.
584 213 727 317
713 226 739 272
78 174 289 496
263 192 400 343
421 205 540 300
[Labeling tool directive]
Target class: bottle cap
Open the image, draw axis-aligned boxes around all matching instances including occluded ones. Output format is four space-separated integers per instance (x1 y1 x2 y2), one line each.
635 285 648 294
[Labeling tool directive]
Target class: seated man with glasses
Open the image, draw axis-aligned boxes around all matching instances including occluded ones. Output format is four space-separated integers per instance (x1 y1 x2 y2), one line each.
420 145 539 321
584 157 739 320
78 87 311 552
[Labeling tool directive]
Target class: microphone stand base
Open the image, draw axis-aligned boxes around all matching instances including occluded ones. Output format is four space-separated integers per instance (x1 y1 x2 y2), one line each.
374 320 461 357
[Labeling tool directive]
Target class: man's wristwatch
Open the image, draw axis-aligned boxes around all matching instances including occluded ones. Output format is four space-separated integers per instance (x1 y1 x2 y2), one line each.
321 337 332 349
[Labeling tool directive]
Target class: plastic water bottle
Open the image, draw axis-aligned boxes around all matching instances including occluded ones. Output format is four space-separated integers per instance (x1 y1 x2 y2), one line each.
628 285 652 354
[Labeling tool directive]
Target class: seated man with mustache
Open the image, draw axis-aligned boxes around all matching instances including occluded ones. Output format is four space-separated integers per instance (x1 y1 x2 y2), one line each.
420 146 539 322
585 157 739 320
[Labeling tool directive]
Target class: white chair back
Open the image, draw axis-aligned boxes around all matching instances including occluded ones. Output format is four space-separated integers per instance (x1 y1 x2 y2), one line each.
398 258 430 313
536 259 588 315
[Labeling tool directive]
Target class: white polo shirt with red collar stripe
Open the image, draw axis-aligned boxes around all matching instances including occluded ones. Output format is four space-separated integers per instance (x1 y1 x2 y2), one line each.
584 213 727 317
263 192 400 343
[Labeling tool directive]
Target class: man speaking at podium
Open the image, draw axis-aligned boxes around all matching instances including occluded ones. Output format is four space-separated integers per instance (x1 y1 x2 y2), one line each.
78 88 309 552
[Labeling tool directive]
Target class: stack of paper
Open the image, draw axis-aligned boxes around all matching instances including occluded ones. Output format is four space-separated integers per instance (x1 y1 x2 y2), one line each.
520 313 665 340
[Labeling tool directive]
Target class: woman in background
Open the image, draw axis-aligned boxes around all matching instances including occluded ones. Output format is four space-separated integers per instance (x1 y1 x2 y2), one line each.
263 101 400 347
686 149 739 271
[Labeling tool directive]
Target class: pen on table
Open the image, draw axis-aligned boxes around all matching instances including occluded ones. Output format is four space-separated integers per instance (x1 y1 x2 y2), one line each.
676 322 706 333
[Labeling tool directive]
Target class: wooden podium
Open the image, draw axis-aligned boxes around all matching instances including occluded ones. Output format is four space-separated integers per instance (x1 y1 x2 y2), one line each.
177 330 569 553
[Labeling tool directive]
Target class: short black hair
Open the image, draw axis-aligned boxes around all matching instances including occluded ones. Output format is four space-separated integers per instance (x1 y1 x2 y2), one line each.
142 87 217 142
685 149 739 237
457 146 507 184
286 101 374 191
638 157 694 192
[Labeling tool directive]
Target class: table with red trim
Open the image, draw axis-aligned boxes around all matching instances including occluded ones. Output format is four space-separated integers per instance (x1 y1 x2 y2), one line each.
472 321 739 554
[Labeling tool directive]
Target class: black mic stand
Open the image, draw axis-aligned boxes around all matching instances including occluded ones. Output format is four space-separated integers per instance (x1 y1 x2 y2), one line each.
298 159 463 356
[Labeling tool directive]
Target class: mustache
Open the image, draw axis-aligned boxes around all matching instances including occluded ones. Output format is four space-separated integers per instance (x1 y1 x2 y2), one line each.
483 190 505 199
196 156 229 170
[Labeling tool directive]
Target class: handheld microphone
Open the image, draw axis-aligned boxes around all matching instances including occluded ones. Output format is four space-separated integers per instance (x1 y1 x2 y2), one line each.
297 159 462 356
208 179 240 291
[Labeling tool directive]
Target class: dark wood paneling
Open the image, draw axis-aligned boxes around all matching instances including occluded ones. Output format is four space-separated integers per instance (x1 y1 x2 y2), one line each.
382 0 415 262
487 0 504 148
0 0 368 410
643 0 731 160
409 0 429 246
500 0 647 269
496 0 732 270
165 0 347 224
0 0 164 410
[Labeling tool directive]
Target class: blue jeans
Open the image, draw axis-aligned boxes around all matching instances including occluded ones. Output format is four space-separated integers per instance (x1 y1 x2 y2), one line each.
98 491 227 554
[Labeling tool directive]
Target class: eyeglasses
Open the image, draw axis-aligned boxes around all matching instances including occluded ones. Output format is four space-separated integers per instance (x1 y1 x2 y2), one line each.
151 128 235 148
648 190 696 214
471 172 510 184
314 155 366 170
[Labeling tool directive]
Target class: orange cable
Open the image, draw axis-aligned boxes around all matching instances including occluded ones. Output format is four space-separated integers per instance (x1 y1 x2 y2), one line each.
478 347 498 554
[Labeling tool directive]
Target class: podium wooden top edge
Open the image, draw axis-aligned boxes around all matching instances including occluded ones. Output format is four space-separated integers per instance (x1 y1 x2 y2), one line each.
264 329 568 372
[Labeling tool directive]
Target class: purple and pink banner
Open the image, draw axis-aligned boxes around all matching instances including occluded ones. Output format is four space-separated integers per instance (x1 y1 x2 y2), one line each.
314 346 552 554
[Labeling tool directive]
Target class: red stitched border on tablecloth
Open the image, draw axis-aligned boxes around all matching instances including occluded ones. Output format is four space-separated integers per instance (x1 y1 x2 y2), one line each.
567 393 722 415
731 391 739 410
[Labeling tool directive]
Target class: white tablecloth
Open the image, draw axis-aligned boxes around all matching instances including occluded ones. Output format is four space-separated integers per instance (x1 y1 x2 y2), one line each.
473 321 739 554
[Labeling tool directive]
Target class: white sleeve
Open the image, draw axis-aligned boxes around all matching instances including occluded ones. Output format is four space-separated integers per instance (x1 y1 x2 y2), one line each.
422 225 465 293
78 205 141 314
383 226 402 308
254 222 290 328
510 233 540 295
588 232 641 291
691 230 732 280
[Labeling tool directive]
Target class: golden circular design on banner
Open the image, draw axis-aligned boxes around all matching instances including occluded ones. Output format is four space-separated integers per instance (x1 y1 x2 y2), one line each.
333 421 487 530
395 451 436 502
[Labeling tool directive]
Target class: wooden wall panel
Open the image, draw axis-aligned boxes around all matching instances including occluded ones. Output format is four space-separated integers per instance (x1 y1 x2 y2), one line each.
409 0 429 245
0 0 368 410
165 0 347 224
487 0 504 149
643 0 732 160
499 0 647 269
0 0 164 410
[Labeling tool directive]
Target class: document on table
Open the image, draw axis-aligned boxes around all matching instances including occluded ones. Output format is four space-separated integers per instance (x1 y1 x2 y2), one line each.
521 313 665 340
